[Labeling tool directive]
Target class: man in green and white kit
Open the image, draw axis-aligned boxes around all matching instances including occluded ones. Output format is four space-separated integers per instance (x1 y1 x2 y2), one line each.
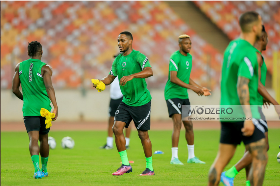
164 34 210 165
12 41 58 179
221 25 280 186
92 31 154 176
208 12 268 186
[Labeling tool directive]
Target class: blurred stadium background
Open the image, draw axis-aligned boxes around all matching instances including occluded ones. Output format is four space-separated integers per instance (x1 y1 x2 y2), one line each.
1 1 280 122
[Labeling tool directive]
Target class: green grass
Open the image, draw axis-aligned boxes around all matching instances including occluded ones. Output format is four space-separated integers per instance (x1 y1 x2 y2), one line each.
1 129 280 186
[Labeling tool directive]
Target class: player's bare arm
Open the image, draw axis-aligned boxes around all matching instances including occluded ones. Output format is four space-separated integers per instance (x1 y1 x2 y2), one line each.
120 67 153 86
189 78 211 96
237 76 254 136
42 65 58 121
12 63 23 100
170 71 204 96
99 75 117 86
256 53 280 117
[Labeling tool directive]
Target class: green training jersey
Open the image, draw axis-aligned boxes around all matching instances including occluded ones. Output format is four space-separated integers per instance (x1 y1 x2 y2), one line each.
19 58 52 116
220 38 260 120
164 51 192 100
109 50 152 106
256 50 267 107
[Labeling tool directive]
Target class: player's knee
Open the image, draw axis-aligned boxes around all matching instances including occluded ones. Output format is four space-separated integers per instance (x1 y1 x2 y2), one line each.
112 125 122 135
138 130 148 140
173 120 181 130
183 121 193 131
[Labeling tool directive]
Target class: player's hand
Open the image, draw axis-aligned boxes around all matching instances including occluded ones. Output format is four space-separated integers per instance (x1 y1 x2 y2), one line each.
52 107 58 121
241 120 255 136
202 87 211 96
192 87 204 96
120 75 134 86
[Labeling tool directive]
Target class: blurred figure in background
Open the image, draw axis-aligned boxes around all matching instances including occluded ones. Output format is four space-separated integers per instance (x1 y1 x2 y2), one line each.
100 54 132 150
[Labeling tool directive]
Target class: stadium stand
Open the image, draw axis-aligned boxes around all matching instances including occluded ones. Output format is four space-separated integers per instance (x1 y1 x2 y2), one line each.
1 1 222 89
195 1 280 74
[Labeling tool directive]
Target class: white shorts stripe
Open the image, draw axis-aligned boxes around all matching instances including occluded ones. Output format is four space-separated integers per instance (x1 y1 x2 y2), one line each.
137 110 151 130
252 118 265 133
168 99 181 114
170 59 178 71
259 119 268 129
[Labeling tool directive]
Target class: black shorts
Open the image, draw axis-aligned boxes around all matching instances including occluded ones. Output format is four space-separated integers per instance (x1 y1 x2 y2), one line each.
115 101 151 131
166 98 190 117
24 116 50 135
109 97 123 117
220 119 265 145
258 107 268 132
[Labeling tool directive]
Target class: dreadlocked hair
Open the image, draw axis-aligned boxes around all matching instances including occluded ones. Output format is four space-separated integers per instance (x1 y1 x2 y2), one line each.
28 41 42 57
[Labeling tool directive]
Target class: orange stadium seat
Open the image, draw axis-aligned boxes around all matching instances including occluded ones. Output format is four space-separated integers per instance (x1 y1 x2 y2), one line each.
195 1 280 74
1 1 223 89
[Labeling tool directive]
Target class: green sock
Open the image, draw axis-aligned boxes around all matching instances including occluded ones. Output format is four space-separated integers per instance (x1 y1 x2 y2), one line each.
119 150 129 166
31 155 40 173
246 180 251 186
225 166 239 178
146 156 153 171
41 157 48 172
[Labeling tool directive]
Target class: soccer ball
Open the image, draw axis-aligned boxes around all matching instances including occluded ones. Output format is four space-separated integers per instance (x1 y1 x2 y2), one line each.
277 152 280 163
61 136 75 149
48 137 56 149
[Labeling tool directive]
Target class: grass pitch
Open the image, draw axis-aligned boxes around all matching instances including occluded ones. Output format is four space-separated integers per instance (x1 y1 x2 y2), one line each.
1 129 280 186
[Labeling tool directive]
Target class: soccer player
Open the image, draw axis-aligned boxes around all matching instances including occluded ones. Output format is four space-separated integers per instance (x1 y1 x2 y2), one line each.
164 34 211 165
221 25 280 186
100 54 132 149
12 41 58 179
92 31 154 176
208 12 267 186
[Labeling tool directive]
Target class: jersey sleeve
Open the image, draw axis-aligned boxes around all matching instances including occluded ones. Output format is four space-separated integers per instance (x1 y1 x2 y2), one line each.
109 58 118 76
238 56 257 80
137 52 151 70
169 54 180 72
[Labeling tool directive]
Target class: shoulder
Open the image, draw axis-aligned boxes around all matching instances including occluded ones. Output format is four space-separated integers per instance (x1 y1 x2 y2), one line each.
170 51 181 60
15 63 21 71
42 64 53 74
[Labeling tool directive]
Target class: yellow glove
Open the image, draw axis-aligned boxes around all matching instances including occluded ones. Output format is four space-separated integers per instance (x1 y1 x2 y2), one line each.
40 108 55 129
91 79 106 92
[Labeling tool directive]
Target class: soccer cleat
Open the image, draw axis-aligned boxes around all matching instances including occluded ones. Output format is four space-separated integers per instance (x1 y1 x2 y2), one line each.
112 164 132 176
220 172 234 186
140 168 155 176
41 170 48 177
33 171 43 179
170 158 184 165
100 144 113 149
187 157 205 164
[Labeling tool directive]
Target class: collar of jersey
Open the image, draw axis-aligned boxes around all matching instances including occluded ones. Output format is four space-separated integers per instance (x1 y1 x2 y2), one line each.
121 49 135 57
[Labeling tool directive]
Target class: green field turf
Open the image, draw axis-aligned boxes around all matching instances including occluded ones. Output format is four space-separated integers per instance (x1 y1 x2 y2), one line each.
1 129 280 186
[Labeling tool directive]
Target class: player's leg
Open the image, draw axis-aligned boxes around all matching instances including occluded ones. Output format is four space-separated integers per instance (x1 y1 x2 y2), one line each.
24 116 43 179
125 123 132 148
39 116 50 177
131 101 154 175
209 144 237 186
246 138 267 186
112 102 133 176
166 99 184 164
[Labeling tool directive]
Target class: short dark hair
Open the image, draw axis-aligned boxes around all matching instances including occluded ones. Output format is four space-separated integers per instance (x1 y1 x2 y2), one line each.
239 11 260 33
120 31 133 40
28 41 42 57
262 25 266 33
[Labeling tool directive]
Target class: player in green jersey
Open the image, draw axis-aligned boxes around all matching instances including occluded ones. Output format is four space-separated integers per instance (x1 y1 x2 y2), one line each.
208 12 267 186
221 25 280 186
92 31 154 176
164 34 211 165
12 41 58 179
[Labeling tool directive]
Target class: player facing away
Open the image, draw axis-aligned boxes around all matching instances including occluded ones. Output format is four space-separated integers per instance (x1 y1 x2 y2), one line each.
208 12 267 186
221 25 280 186
100 62 132 149
164 34 211 165
12 41 58 179
92 31 154 176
